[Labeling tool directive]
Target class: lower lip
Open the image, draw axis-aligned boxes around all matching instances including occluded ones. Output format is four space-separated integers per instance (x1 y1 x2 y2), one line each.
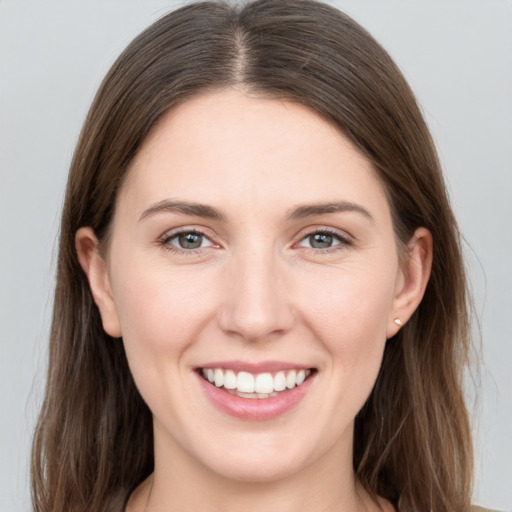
196 371 316 421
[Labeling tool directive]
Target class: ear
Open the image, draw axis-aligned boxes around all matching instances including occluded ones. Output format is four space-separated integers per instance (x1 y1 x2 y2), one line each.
387 227 433 338
75 227 122 338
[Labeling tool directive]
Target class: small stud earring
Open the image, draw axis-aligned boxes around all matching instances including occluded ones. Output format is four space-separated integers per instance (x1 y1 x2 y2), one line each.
394 318 403 326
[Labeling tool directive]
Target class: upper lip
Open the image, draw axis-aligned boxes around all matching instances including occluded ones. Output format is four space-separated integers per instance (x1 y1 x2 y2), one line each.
197 360 314 373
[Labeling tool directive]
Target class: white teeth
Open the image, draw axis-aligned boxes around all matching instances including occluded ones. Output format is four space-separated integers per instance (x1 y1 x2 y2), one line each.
224 369 237 390
236 391 258 399
201 367 313 397
286 370 297 389
237 371 255 393
274 371 286 391
214 368 224 387
255 373 274 394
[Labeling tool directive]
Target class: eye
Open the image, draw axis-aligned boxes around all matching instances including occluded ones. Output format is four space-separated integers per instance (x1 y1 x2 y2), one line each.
297 229 350 250
163 230 215 251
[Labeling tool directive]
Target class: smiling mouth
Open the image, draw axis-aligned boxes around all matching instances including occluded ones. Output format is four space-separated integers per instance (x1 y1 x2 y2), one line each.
198 367 315 399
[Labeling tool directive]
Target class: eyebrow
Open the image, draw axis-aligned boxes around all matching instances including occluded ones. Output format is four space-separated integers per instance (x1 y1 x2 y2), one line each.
284 201 374 222
138 199 373 223
139 199 227 222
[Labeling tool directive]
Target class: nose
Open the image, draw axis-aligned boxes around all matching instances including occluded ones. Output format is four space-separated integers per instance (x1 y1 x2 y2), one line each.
217 247 295 342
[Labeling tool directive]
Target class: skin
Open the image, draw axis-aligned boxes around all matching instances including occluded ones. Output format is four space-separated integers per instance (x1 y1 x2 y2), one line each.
77 89 432 512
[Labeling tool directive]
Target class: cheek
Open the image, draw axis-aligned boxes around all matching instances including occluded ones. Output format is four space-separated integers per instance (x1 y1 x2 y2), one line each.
298 258 396 378
112 254 212 341
108 257 218 398
302 259 395 331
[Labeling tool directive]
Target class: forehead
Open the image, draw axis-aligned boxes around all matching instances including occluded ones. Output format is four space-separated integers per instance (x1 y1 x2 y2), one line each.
117 89 390 221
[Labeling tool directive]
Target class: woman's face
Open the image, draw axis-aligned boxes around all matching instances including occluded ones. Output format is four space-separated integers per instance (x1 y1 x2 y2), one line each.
80 89 426 483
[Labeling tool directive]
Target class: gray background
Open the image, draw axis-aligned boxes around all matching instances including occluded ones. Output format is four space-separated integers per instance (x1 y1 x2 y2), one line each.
1 1 511 510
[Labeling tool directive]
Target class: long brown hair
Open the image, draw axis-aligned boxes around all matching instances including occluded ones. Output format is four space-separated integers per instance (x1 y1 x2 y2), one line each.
31 1 473 510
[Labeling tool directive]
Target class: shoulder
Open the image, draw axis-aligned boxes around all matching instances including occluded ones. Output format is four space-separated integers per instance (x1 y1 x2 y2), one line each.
471 506 502 512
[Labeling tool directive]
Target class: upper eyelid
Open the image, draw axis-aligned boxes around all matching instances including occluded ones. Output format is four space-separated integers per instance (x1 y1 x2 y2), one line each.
159 228 217 255
301 227 349 237
294 226 353 243
157 229 215 253
158 225 353 249
160 226 215 241
160 225 350 236
166 229 213 241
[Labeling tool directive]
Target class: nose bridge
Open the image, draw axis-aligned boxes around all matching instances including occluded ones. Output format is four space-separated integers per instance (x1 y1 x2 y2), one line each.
218 240 294 341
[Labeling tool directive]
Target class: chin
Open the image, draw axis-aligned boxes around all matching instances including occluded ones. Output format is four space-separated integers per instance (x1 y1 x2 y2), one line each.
203 451 306 484
183 425 330 485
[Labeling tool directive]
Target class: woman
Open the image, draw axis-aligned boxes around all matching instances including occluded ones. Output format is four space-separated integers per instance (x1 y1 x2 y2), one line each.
31 1 478 511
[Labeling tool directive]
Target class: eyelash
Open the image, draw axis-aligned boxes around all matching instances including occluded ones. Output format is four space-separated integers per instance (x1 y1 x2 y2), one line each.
298 228 353 255
158 229 215 256
158 227 353 256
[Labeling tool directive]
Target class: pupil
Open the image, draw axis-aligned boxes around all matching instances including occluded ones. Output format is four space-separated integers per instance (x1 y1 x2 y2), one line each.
310 233 332 249
179 233 202 249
